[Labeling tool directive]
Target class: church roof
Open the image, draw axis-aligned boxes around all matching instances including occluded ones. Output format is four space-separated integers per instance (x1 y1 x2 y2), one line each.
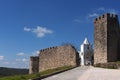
83 38 90 44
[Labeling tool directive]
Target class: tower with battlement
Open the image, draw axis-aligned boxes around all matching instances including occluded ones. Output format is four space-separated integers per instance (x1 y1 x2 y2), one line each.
94 13 120 64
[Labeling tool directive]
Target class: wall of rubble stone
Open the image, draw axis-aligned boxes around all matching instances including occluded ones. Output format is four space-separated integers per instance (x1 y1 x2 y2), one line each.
29 56 39 74
39 45 80 72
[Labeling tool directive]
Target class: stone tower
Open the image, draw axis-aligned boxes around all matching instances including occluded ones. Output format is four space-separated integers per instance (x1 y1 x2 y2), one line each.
94 13 120 64
29 56 39 74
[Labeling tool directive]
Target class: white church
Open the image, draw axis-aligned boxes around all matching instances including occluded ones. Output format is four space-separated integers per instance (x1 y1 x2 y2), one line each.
79 38 93 66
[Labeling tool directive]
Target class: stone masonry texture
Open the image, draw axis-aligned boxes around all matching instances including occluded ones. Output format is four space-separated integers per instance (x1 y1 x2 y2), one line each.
29 56 39 74
39 45 80 72
94 13 120 64
29 45 80 74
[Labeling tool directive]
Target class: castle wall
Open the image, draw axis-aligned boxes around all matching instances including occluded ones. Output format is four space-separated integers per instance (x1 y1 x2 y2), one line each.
39 45 79 72
94 13 120 64
29 56 39 74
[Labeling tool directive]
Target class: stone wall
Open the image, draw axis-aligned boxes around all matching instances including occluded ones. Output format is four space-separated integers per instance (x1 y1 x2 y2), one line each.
118 36 120 60
94 13 120 64
94 62 120 69
39 45 79 72
107 14 119 62
29 56 39 74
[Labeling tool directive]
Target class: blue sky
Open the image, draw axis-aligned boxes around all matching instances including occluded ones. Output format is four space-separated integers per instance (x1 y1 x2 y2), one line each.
0 0 119 68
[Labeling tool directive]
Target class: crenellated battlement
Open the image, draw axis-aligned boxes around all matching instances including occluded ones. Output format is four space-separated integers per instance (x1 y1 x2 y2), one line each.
94 13 118 23
40 46 58 52
94 13 120 64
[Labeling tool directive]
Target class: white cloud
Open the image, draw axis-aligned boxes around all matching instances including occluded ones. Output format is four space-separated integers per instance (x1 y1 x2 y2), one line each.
107 9 118 14
24 26 53 38
3 62 10 64
97 7 105 11
74 19 82 23
17 52 25 56
16 59 21 62
16 58 28 63
22 58 28 62
24 27 31 32
86 7 119 21
74 7 119 23
88 13 99 18
33 26 53 38
32 51 40 56
97 7 119 14
0 56 4 60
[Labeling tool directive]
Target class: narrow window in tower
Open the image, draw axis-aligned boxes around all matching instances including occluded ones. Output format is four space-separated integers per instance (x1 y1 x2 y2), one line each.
87 46 89 50
81 52 83 55
102 15 104 18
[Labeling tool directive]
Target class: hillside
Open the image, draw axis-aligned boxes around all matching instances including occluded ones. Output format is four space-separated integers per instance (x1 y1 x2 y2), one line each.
0 66 73 80
0 67 29 77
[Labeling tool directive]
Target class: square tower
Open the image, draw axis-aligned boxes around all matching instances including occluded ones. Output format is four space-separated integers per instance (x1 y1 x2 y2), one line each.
29 56 39 74
94 13 120 64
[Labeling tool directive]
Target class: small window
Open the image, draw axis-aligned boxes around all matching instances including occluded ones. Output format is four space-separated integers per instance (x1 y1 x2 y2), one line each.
81 52 83 55
102 15 104 18
87 46 89 50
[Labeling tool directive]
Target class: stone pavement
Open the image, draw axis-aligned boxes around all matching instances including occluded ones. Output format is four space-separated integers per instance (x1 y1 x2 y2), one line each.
42 66 89 80
42 66 120 80
78 66 120 80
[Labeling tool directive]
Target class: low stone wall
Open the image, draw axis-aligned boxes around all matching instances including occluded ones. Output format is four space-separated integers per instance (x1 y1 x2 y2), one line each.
94 62 120 69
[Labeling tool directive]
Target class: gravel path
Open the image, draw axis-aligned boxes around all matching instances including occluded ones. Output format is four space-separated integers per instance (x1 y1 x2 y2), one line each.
42 66 120 80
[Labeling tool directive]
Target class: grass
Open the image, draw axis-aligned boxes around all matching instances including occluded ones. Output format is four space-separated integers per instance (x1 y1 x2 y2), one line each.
94 62 120 69
116 61 120 63
0 66 74 80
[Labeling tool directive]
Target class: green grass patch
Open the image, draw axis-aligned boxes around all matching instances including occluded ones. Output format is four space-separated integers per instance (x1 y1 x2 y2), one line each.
94 63 118 69
40 66 74 77
116 61 120 63
0 66 74 80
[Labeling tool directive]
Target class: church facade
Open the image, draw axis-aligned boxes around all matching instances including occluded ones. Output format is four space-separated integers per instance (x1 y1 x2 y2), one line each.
79 38 93 66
